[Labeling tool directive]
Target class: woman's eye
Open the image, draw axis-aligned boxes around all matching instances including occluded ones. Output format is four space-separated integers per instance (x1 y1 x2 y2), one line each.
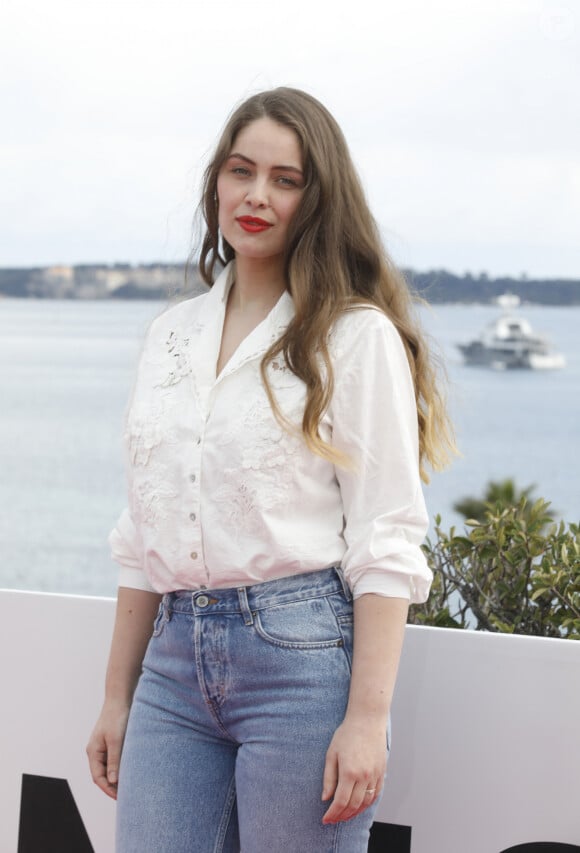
232 166 250 176
276 176 298 187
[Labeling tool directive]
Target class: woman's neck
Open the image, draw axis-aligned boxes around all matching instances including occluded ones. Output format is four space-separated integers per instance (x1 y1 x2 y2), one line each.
230 255 287 313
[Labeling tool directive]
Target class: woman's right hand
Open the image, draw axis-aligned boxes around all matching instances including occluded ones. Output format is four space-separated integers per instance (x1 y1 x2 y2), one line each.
87 587 162 798
86 700 131 799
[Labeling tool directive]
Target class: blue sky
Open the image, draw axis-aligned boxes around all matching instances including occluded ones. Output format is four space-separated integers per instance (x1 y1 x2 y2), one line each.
1 0 579 277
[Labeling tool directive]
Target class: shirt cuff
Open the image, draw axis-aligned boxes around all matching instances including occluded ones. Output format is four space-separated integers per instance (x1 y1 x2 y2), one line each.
118 566 158 593
343 535 433 604
108 508 143 568
350 568 433 603
351 569 414 600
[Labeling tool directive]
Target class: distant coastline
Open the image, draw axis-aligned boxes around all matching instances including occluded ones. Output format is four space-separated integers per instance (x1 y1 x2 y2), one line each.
0 262 579 305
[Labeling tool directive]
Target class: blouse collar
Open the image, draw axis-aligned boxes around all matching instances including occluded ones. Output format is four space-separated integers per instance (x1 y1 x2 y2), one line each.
189 261 295 394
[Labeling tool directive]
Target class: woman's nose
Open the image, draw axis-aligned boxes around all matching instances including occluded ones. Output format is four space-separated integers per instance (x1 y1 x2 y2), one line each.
245 178 269 208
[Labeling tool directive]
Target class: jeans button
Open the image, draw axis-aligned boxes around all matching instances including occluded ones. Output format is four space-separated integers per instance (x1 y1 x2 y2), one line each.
196 595 209 608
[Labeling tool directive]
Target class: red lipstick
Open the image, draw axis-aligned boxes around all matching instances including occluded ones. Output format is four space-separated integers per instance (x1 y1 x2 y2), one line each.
236 216 273 233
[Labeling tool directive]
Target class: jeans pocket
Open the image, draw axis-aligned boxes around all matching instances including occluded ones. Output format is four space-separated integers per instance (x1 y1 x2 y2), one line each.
253 597 345 650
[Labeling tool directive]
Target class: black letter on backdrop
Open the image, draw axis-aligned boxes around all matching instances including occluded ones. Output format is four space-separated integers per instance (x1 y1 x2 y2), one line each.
368 821 412 852
18 774 94 853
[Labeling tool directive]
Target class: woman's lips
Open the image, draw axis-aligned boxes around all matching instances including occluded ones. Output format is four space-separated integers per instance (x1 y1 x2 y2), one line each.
236 216 273 233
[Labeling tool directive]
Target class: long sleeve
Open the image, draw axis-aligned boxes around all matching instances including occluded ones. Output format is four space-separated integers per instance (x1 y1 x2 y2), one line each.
330 308 432 602
109 507 156 592
108 312 162 594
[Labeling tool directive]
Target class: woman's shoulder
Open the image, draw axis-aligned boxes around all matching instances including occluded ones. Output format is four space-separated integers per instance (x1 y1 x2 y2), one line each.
328 304 415 398
146 264 231 340
147 288 210 338
330 303 402 353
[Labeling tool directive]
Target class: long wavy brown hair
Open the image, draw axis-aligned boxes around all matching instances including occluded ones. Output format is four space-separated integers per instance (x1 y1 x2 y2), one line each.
196 87 454 482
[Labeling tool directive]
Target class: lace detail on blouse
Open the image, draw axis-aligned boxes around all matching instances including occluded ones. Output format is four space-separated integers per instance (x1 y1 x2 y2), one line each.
126 414 166 466
133 478 179 530
212 446 298 541
212 477 264 540
126 395 182 466
147 322 201 389
214 375 303 537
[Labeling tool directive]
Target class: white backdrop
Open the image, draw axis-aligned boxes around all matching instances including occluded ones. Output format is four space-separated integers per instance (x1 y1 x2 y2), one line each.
1 589 579 852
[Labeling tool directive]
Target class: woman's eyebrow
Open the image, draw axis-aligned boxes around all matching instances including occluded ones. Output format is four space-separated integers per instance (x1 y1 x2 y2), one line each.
227 152 303 175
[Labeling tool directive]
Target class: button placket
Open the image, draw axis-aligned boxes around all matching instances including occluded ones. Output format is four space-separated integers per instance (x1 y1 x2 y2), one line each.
188 435 200 543
185 386 210 577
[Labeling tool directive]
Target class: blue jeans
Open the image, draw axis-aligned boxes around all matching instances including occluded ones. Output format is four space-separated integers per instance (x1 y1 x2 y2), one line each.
116 567 386 852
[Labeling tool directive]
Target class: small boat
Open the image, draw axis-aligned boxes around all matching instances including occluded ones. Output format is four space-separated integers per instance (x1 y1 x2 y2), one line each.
457 295 566 370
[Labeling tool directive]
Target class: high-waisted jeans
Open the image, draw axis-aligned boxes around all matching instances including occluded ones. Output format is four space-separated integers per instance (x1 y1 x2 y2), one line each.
116 567 386 852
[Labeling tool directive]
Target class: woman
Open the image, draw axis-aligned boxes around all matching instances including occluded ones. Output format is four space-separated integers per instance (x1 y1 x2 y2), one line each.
87 87 452 852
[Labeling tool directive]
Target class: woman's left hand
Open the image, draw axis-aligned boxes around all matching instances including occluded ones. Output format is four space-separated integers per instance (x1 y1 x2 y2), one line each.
321 716 387 824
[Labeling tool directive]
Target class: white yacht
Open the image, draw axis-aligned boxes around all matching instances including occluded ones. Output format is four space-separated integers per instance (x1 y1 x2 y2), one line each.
457 295 566 370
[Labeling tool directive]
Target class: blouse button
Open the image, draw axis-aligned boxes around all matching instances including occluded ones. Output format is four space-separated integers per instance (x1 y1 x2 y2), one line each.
189 512 196 522
190 551 198 560
190 473 196 483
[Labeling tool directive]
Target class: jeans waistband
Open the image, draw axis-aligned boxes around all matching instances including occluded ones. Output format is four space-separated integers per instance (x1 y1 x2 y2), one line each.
163 567 351 617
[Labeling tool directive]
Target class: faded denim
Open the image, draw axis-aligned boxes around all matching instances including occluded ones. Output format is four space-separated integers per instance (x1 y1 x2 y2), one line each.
116 568 386 852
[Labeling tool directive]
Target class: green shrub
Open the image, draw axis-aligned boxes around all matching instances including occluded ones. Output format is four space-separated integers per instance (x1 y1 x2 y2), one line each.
452 478 552 523
409 497 580 639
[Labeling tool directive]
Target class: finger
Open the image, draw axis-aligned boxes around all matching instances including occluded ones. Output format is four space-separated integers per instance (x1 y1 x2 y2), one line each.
362 782 379 806
87 742 118 800
346 781 368 821
322 776 355 824
321 750 339 802
106 739 121 786
374 778 384 800
323 775 382 824
87 749 115 799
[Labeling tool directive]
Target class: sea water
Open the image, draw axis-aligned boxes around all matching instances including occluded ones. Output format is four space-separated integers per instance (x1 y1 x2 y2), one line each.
0 297 578 597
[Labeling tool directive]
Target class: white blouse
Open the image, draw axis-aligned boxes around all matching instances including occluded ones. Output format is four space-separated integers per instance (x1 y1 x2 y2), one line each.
110 262 432 602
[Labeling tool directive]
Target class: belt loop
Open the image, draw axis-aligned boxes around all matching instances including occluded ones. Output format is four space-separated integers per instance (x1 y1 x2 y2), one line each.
237 587 254 626
161 593 172 622
335 566 352 602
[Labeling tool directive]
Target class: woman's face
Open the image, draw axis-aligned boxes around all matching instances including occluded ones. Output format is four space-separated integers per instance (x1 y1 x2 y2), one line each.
217 117 305 266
